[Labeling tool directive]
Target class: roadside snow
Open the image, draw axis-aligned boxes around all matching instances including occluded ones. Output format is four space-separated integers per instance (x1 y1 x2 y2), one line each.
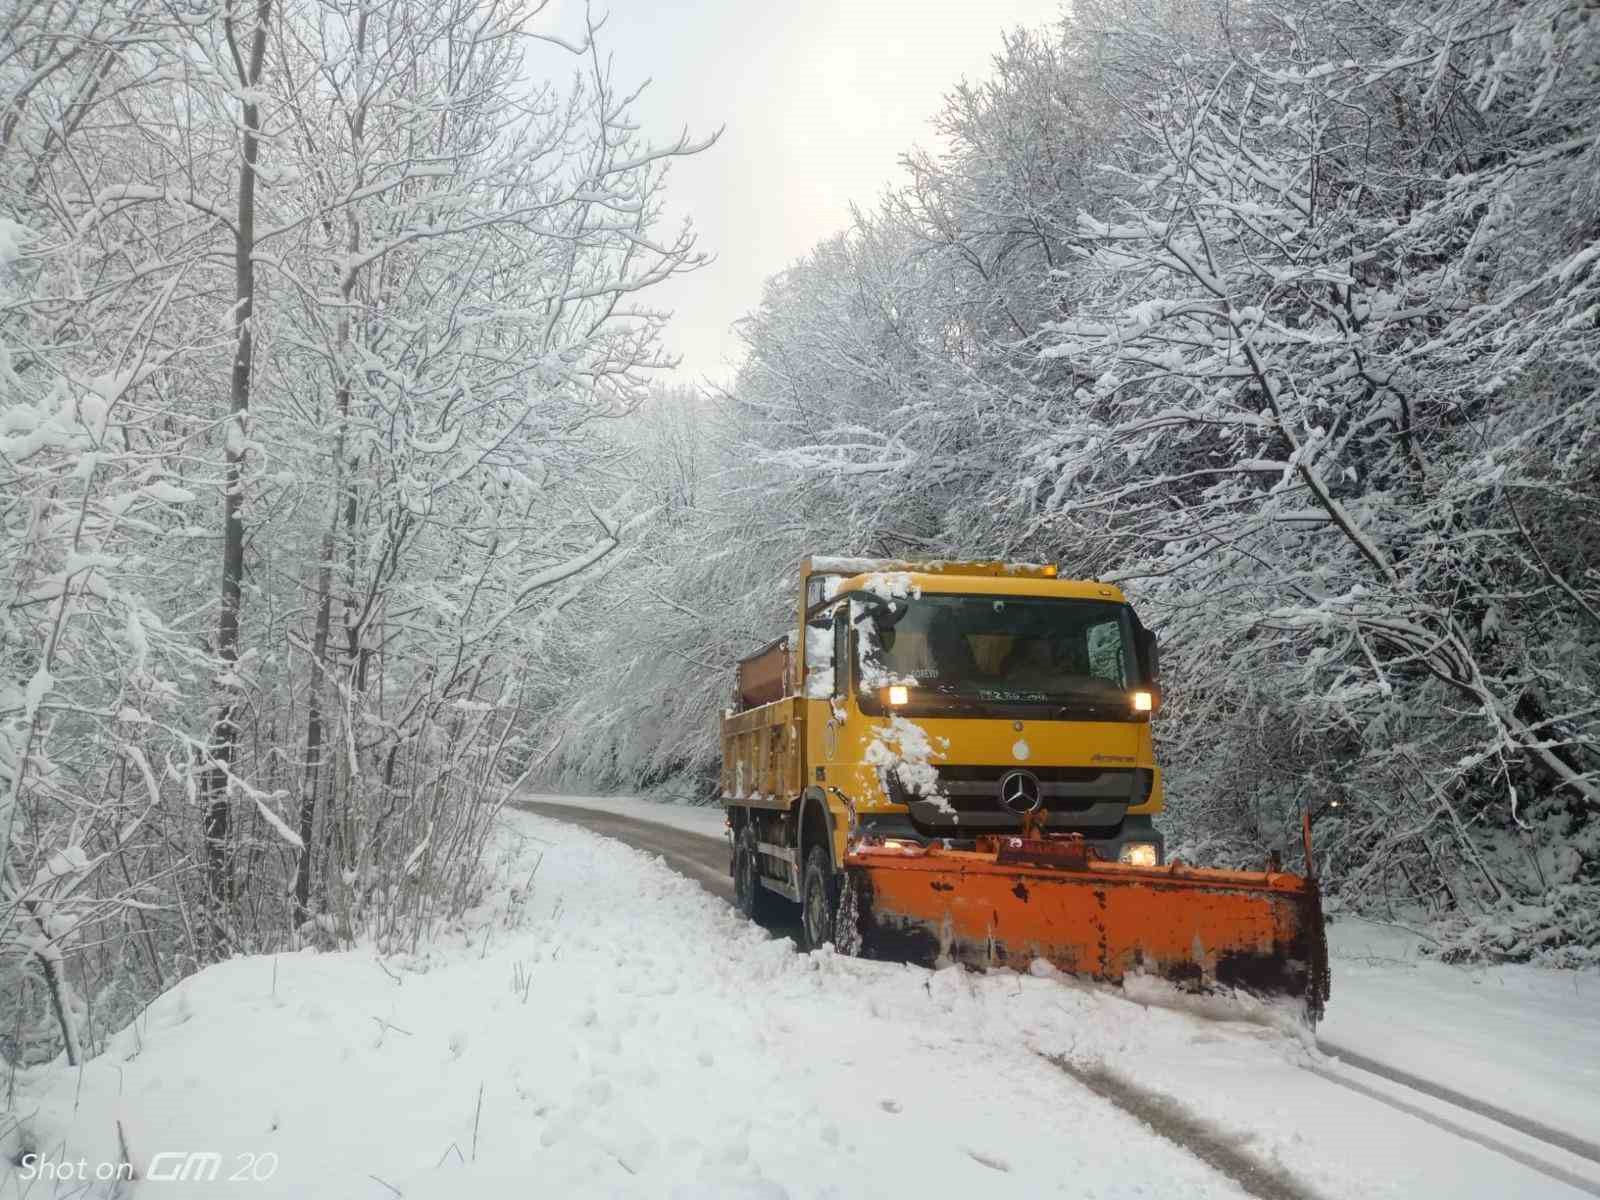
7 810 1596 1200
1321 919 1600 1150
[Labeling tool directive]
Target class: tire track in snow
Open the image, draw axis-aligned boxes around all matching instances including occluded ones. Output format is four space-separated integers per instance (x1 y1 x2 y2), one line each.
1316 1038 1600 1168
1041 1054 1327 1200
1302 1058 1600 1199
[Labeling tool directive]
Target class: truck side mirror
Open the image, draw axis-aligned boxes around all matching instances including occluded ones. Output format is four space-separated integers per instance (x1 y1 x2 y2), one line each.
1135 624 1162 709
850 592 902 627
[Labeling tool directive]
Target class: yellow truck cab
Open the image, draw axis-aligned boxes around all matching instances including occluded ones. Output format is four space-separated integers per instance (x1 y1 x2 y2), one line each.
721 556 1167 946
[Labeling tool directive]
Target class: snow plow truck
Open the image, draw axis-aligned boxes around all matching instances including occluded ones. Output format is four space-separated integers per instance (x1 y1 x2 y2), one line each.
720 557 1330 1024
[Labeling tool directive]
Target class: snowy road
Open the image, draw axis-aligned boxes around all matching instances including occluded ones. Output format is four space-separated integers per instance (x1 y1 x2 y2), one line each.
10 800 1599 1199
516 795 1600 1200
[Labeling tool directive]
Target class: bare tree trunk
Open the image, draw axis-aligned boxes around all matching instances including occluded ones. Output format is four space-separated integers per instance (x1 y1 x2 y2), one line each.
293 526 335 927
203 0 273 959
294 13 366 925
1 860 81 1065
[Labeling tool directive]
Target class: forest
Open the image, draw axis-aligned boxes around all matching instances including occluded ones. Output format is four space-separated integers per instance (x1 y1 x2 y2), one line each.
3 0 1596 1066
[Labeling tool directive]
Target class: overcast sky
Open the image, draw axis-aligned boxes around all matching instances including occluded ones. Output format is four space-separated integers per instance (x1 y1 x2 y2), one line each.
535 1 1063 385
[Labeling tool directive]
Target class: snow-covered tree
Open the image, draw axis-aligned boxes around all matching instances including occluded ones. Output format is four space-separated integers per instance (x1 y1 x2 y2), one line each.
0 0 713 1063
539 0 1598 965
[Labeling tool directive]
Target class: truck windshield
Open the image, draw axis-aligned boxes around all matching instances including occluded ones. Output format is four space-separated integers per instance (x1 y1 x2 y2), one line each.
857 594 1139 718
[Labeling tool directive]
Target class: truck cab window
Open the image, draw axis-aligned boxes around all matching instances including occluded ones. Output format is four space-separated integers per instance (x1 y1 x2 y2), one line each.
803 616 835 699
855 594 1140 718
1085 620 1128 686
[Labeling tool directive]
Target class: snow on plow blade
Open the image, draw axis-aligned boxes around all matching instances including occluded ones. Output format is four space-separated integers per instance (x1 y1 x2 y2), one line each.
839 839 1330 1024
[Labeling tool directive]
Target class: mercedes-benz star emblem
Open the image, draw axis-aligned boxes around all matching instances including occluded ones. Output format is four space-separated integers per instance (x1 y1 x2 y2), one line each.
998 769 1042 815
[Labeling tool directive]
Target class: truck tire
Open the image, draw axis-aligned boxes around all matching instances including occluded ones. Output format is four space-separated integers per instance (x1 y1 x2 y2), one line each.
734 823 784 925
799 844 840 951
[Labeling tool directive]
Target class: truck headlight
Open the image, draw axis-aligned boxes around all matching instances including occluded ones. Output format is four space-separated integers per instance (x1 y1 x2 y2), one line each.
1132 690 1153 712
887 685 909 706
1119 842 1158 867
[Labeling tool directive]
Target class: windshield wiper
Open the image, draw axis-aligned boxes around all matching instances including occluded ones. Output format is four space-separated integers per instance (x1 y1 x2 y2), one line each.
1053 700 1119 718
918 696 990 715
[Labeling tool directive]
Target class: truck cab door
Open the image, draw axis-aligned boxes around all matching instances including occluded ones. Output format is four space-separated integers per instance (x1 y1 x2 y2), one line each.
804 606 850 781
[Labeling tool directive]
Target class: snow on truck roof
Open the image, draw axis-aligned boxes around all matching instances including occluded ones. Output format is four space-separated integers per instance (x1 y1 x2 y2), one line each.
805 556 1058 578
802 557 1126 603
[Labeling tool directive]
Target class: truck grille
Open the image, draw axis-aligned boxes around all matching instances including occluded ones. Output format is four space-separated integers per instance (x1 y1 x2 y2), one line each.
887 764 1147 833
936 764 1144 806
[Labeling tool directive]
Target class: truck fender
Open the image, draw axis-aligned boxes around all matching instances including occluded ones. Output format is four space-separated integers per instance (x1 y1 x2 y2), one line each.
797 787 838 873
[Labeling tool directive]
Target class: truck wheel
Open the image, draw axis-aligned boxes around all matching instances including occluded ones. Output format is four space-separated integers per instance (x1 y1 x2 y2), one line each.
734 824 783 925
800 845 840 951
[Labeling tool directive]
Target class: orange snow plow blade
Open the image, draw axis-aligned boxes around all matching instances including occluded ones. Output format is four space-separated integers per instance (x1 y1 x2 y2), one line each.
838 838 1330 1024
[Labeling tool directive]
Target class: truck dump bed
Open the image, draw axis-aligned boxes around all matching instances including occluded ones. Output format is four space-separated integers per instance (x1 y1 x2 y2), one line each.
724 634 804 803
720 699 802 803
